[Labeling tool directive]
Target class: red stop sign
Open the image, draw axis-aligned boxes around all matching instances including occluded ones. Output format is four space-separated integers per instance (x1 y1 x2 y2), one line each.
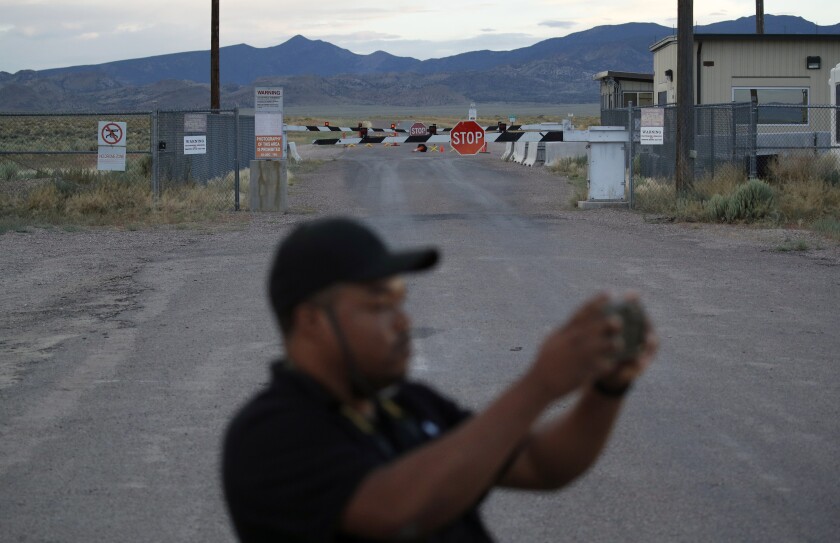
450 120 485 155
409 122 428 137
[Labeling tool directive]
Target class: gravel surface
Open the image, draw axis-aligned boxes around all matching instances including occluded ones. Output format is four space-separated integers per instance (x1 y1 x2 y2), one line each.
5 146 835 388
1 144 838 542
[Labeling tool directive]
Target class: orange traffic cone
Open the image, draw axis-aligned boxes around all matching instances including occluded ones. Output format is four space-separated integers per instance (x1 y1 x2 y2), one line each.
440 145 445 153
479 142 489 153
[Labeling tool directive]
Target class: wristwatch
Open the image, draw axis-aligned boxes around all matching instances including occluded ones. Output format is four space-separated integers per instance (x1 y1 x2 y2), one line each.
593 378 632 398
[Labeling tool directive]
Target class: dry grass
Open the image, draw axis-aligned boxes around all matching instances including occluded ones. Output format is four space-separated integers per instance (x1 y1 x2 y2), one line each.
629 154 840 240
0 156 321 233
1 171 247 232
546 156 589 206
767 154 840 225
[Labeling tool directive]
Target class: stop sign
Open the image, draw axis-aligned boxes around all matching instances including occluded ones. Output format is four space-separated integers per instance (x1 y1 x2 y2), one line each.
409 122 428 137
450 120 485 155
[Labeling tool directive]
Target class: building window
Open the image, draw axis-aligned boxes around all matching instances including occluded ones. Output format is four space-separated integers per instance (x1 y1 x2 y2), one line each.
657 91 668 105
622 91 653 107
732 87 809 125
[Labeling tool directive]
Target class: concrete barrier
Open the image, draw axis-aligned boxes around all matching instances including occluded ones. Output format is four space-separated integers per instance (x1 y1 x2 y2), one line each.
523 142 543 166
501 142 514 161
287 141 302 162
512 142 528 164
544 142 588 166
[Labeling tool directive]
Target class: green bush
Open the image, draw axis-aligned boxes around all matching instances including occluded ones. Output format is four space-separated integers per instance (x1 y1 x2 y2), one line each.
1 161 18 181
706 179 775 222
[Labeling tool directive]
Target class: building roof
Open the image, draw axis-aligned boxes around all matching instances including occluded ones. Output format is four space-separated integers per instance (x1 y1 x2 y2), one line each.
592 70 653 82
650 33 840 52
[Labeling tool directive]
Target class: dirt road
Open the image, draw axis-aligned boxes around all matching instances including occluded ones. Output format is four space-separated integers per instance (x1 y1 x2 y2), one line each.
2 145 838 541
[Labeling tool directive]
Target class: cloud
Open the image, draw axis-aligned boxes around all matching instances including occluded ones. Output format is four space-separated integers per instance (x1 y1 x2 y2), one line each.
319 30 402 43
325 32 542 60
539 20 576 29
115 23 153 33
79 32 99 40
19 26 41 38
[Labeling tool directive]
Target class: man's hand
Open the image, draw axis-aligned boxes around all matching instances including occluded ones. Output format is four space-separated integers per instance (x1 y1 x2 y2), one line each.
593 295 658 394
527 293 624 400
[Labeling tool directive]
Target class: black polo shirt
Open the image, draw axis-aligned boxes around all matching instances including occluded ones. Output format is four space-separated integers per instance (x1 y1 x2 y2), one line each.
222 361 494 542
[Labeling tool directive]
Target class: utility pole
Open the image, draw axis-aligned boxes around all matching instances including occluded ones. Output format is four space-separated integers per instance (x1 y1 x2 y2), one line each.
675 0 695 194
211 0 220 110
756 0 765 34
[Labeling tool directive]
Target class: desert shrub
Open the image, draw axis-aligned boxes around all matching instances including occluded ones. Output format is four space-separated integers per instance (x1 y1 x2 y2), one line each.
810 216 840 240
1 161 19 181
26 184 66 214
775 178 840 223
633 177 674 213
547 155 587 179
705 179 775 223
769 153 840 185
693 163 746 198
65 179 149 217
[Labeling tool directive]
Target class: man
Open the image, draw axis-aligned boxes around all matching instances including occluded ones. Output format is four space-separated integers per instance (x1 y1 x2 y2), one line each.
223 216 657 542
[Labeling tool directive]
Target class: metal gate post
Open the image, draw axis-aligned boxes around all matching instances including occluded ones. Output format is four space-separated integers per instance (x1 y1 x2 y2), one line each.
710 107 716 178
234 106 240 211
152 109 160 202
731 103 737 163
627 102 634 208
749 103 758 179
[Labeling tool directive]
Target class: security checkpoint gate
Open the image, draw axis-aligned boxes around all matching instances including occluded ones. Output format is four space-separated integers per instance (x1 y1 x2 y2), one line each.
304 122 568 147
564 127 630 206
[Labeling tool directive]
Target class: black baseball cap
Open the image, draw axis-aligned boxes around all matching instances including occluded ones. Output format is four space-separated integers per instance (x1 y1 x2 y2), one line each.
268 217 439 318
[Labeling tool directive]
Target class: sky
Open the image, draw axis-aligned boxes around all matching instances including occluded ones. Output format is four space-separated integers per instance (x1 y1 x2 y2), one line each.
0 1 837 73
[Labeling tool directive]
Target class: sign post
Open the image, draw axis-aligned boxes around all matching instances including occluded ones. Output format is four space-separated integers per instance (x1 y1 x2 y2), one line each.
449 120 485 155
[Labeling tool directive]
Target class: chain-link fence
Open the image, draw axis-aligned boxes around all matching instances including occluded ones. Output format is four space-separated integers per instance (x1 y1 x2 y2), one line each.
600 103 840 211
0 112 152 200
1 109 255 215
154 109 255 210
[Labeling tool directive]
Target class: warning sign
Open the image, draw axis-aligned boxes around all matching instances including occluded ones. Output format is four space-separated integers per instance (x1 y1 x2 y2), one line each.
640 108 664 145
256 135 284 159
97 146 126 171
255 87 283 113
184 114 207 133
184 135 207 155
98 121 126 146
255 86 284 159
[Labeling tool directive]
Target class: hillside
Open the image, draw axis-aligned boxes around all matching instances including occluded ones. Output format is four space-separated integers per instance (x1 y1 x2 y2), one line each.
1 15 837 112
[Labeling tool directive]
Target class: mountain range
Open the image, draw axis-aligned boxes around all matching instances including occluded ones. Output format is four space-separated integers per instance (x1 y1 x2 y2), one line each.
1 15 838 112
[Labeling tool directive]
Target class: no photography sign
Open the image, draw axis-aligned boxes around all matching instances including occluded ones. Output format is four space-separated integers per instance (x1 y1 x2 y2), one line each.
97 120 127 171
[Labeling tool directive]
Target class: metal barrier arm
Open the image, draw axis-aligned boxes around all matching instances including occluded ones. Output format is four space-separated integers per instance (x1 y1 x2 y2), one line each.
311 131 565 146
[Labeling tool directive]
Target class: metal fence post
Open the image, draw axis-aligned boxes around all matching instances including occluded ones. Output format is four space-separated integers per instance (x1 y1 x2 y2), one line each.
152 109 160 202
627 101 634 208
749 102 757 178
730 103 737 163
234 106 240 211
710 107 716 178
